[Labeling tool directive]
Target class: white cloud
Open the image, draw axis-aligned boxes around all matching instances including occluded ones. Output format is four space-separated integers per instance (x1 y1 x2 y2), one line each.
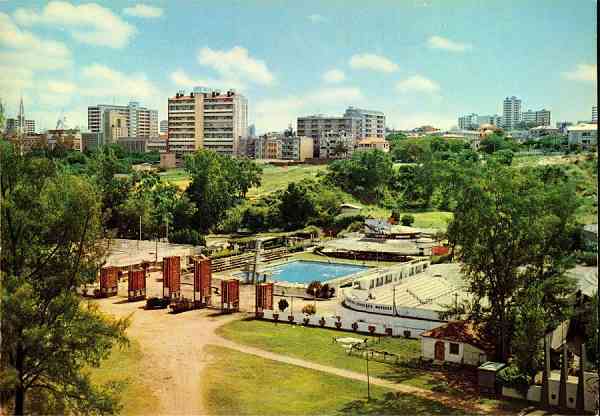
46 80 77 95
81 64 158 99
349 53 398 73
562 64 597 82
197 46 275 86
254 86 364 132
14 1 136 49
0 12 71 70
322 69 345 83
427 36 472 52
170 69 246 92
307 14 327 23
123 4 163 18
396 75 440 94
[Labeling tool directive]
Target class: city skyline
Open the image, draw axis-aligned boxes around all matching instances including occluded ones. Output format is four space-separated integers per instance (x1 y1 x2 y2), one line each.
0 0 597 133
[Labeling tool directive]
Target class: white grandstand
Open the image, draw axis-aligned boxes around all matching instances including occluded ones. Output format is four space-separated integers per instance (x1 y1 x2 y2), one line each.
343 263 470 321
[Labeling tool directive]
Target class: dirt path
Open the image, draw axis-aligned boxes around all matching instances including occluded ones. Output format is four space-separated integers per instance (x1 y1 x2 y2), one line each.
97 295 498 415
96 297 239 415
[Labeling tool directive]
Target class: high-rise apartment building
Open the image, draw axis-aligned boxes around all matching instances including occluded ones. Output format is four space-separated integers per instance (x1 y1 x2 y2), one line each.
6 118 35 134
477 114 502 127
87 101 158 139
458 113 479 130
343 106 385 138
502 96 522 130
103 111 129 144
593 105 598 123
521 109 551 127
297 115 361 158
167 87 247 158
160 119 168 134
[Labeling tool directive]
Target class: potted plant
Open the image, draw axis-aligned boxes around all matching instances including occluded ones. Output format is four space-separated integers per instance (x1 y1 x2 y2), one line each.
273 313 279 321
385 327 393 336
303 317 310 326
368 325 376 334
335 320 342 329
352 322 358 331
319 317 326 327
288 315 294 322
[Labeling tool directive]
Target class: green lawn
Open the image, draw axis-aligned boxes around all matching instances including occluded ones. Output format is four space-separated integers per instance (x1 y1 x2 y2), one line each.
217 319 436 390
88 341 160 415
247 164 328 198
201 345 465 416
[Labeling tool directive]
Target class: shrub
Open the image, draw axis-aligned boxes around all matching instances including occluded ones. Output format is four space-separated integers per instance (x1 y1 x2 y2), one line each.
430 253 451 264
302 304 316 315
497 365 532 394
400 214 415 226
169 229 206 246
578 251 598 266
278 298 289 312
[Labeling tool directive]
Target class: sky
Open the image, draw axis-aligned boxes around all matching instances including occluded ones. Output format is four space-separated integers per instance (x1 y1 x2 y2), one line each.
0 0 597 133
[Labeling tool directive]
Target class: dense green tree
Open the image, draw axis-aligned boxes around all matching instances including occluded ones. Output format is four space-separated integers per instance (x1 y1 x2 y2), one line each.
512 285 546 379
447 161 579 361
400 214 415 226
327 150 394 202
0 143 128 415
278 182 317 230
184 150 262 233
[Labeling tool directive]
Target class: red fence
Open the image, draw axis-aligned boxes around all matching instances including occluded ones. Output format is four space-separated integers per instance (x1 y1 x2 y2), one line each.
256 283 274 311
99 267 118 297
431 246 449 256
221 279 240 312
193 256 212 307
128 268 146 301
162 256 181 299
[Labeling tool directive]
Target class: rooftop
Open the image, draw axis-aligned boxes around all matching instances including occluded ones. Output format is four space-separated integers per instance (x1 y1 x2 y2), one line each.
421 320 495 354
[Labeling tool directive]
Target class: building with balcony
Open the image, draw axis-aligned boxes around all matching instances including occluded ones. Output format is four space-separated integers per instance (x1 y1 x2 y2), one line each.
502 96 522 130
167 87 247 158
297 115 361 158
319 131 354 159
521 109 551 127
281 135 314 161
87 101 158 139
343 106 386 138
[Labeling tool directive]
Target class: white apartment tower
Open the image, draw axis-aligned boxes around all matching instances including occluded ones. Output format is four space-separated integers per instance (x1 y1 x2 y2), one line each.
87 101 158 139
167 87 247 158
593 105 598 123
502 96 522 130
343 106 386 138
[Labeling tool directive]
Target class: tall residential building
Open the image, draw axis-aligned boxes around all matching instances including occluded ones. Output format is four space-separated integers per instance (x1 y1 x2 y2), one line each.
281 135 314 162
87 101 158 139
103 111 129 144
593 106 598 123
6 118 35 134
343 106 386 138
477 114 502 127
160 119 168 134
458 113 479 130
502 96 522 130
521 109 551 127
297 115 361 157
167 88 247 158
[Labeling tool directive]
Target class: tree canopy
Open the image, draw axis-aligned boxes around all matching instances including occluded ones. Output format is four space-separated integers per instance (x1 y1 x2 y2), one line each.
0 142 129 415
447 161 579 362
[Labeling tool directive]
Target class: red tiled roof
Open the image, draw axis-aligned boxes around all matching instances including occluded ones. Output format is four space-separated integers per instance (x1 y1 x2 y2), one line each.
421 320 495 354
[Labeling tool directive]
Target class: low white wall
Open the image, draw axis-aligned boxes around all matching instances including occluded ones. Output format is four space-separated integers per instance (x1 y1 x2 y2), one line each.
258 309 440 337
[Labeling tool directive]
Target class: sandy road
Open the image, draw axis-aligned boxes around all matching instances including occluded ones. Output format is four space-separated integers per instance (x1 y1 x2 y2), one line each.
96 294 507 415
96 297 239 415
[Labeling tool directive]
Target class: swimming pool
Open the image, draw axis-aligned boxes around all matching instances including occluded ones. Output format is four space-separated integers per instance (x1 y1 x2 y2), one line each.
256 260 369 284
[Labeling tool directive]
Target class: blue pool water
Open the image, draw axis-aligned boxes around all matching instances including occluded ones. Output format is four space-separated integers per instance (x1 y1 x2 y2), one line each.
261 260 369 284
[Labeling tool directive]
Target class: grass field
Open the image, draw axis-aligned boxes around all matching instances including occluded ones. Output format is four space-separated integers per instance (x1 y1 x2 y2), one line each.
217 320 437 390
247 164 329 198
201 345 465 416
88 341 159 415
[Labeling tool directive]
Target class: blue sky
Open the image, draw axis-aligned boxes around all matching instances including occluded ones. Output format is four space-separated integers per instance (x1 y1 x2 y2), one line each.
0 0 597 132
